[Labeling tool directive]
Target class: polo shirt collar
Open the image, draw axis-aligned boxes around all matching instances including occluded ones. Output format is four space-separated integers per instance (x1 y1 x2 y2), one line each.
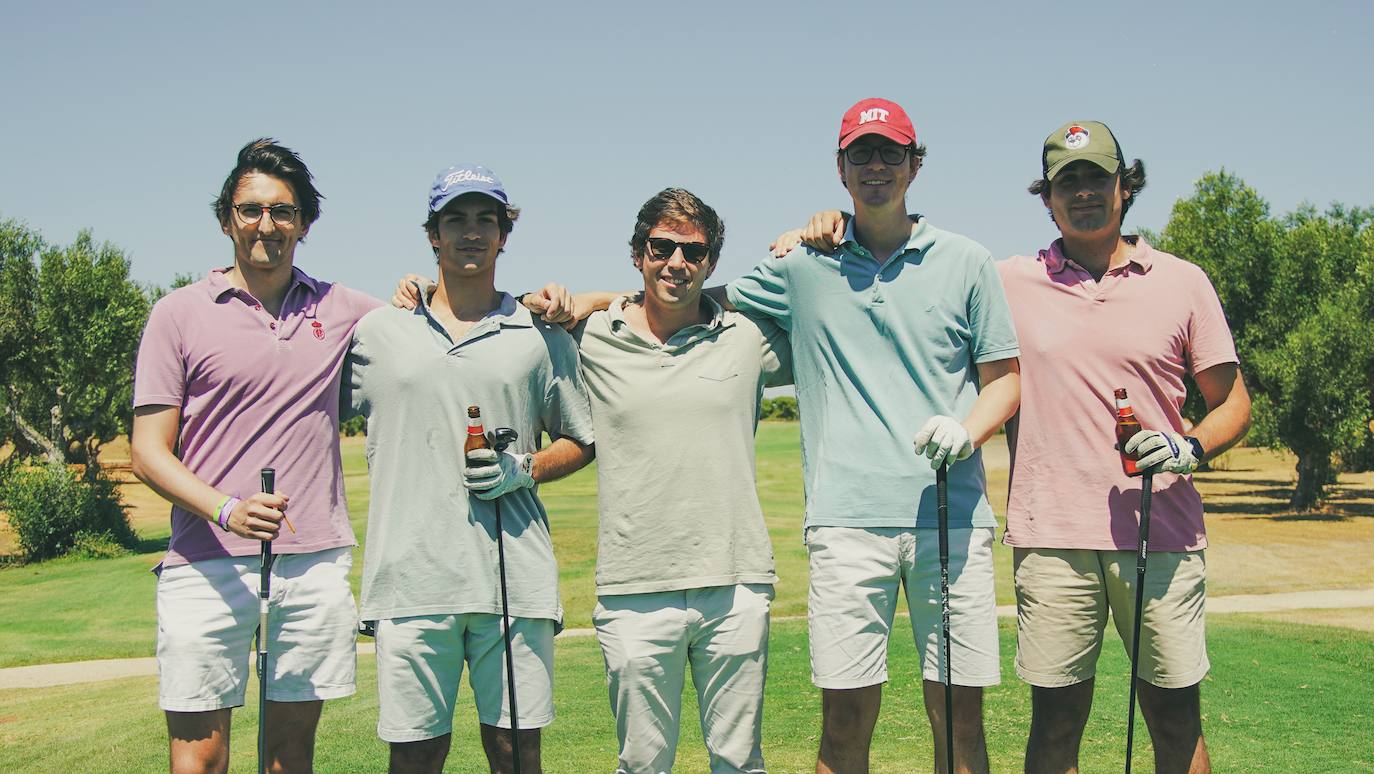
415 290 530 341
1042 236 1154 276
207 265 319 301
608 292 730 347
839 214 934 266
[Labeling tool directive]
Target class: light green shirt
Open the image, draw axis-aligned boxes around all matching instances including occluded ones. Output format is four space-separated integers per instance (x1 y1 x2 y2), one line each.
577 295 791 596
344 293 595 623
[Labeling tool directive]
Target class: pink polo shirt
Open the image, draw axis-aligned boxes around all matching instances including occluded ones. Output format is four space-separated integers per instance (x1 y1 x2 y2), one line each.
134 267 381 567
997 238 1238 552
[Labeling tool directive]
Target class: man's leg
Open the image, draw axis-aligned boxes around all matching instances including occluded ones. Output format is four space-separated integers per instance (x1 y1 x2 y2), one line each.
390 735 451 774
263 700 324 772
1024 682 1095 774
479 726 543 774
689 584 771 774
909 527 1001 774
1137 682 1209 774
467 614 557 774
805 526 904 774
1013 548 1112 774
167 709 231 774
594 593 691 774
375 615 467 773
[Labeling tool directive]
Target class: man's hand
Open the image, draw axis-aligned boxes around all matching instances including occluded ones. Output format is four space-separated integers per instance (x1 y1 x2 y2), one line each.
392 275 436 310
463 448 535 500
227 492 290 541
769 211 847 258
1125 430 1201 475
769 229 805 258
522 283 576 326
914 416 974 469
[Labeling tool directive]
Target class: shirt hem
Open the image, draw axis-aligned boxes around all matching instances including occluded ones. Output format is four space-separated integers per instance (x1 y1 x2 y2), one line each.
162 537 358 568
1002 535 1208 553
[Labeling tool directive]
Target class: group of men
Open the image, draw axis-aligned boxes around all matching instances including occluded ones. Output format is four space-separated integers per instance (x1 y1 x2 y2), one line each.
132 96 1250 774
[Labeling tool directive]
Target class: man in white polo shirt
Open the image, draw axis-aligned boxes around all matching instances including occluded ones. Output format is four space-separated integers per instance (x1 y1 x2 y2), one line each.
345 164 595 774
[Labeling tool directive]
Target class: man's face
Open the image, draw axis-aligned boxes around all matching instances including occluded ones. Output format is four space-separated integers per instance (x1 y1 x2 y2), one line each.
428 193 507 276
1042 160 1128 237
634 220 714 311
221 172 309 270
837 136 920 210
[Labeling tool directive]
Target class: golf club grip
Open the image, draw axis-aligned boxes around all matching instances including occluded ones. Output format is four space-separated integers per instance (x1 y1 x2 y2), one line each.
1137 474 1153 568
936 462 950 561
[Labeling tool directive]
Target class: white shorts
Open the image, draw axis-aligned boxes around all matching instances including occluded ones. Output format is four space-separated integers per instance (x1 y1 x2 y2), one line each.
806 526 1000 690
374 613 555 743
594 584 772 774
155 546 358 712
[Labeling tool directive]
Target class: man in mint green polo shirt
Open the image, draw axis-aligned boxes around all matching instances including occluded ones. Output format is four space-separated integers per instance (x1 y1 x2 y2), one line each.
344 164 595 774
732 98 1021 774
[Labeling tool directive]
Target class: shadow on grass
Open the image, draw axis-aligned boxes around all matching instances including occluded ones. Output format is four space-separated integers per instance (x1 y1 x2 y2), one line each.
1196 476 1294 487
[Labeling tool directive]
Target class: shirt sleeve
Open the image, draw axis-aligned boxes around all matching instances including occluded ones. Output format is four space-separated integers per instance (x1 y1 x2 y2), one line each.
967 253 1021 363
340 320 373 422
726 253 794 331
539 326 596 446
1185 266 1240 375
750 313 794 388
132 296 187 408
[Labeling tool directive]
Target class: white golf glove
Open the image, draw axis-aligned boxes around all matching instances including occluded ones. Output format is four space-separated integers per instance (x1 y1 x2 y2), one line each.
913 416 974 469
1123 430 1201 475
463 448 535 500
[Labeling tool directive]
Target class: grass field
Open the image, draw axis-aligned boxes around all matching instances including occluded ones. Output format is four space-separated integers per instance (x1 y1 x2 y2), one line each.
2 423 1373 770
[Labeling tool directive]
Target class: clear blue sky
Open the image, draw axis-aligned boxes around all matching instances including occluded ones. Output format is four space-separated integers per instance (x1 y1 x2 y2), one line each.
2 1 1370 299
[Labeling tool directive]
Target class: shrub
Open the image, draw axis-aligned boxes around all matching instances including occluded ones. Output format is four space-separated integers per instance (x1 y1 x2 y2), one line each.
69 529 132 560
0 463 135 561
341 415 367 437
761 396 799 421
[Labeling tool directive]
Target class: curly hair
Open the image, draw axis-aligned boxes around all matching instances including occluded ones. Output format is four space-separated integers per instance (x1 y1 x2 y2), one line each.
629 188 725 264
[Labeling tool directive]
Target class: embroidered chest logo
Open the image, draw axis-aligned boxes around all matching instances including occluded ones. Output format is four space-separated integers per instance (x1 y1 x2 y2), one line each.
311 320 324 340
1064 125 1090 149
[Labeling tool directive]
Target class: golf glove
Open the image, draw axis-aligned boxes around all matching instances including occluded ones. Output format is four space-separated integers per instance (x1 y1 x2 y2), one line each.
1124 430 1201 474
914 416 974 469
463 448 535 500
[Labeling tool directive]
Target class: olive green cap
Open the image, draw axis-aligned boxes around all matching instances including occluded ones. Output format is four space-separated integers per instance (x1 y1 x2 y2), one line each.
1042 120 1122 180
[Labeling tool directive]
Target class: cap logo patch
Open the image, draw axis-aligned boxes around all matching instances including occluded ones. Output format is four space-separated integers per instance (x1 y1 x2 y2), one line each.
441 169 497 192
1065 125 1090 149
859 108 890 124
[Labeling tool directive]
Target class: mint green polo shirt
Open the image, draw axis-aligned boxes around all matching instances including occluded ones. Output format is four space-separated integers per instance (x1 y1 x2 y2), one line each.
726 217 1019 530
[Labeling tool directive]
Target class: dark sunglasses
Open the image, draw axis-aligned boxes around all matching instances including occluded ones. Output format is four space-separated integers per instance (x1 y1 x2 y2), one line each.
646 237 711 265
843 144 911 166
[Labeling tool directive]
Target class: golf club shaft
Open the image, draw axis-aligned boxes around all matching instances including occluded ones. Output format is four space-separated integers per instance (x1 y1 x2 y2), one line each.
258 467 275 774
937 461 954 774
1125 472 1153 774
494 496 522 774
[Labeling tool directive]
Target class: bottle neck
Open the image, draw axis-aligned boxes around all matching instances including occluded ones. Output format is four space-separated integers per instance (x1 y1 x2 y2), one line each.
1115 400 1135 419
467 419 484 435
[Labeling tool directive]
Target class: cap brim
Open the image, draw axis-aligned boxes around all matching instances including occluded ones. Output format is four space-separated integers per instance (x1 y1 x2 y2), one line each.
429 188 509 216
839 124 915 149
1045 153 1120 180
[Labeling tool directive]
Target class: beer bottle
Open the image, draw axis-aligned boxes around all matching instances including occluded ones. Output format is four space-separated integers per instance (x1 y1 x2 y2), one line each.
464 405 490 458
1114 388 1143 477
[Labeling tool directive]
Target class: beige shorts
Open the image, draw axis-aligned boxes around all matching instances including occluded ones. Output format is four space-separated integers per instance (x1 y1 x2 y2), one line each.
806 526 1000 690
374 613 555 743
594 584 772 774
155 547 358 712
1013 547 1209 689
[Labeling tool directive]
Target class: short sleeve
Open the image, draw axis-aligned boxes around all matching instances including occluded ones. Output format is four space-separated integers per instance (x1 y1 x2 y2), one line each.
540 327 596 446
1185 267 1239 375
967 254 1020 363
133 297 187 409
751 313 794 388
727 254 794 331
340 327 370 422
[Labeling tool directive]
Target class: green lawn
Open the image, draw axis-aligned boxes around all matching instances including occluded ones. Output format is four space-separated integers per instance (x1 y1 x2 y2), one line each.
3 617 1371 772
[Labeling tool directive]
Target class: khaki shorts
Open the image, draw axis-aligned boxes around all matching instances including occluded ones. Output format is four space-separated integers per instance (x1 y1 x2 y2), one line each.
156 547 358 712
375 613 555 743
594 584 772 774
1013 547 1209 689
806 526 1000 690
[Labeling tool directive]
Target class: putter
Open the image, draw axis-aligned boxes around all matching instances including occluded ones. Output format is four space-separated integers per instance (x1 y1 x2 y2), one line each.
257 467 278 774
935 460 955 774
489 427 523 774
1125 472 1154 774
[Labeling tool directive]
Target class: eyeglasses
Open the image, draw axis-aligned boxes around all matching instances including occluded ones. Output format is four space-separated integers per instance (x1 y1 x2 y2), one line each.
646 237 710 265
233 203 300 225
843 144 911 166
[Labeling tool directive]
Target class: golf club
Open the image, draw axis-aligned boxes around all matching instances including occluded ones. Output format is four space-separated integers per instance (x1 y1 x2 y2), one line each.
937 460 955 774
257 467 278 774
1125 471 1154 774
489 427 522 774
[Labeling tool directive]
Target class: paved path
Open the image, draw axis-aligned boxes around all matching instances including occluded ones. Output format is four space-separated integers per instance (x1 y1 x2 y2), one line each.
4 586 1371 690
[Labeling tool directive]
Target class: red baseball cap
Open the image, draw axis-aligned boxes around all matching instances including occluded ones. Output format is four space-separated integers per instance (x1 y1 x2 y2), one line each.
838 98 917 149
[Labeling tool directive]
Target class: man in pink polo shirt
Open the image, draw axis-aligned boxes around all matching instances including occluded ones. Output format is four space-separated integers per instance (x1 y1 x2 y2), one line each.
132 138 380 773
998 121 1251 774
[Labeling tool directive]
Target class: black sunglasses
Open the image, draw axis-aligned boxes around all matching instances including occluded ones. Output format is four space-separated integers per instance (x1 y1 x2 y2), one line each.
646 237 711 265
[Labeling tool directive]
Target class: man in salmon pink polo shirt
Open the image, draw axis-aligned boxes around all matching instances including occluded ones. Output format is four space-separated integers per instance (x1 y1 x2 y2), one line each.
131 138 380 774
999 121 1252 774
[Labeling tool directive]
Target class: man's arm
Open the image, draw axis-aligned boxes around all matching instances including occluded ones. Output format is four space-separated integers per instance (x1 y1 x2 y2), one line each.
131 406 287 541
965 357 1021 447
1186 363 1252 460
531 437 595 483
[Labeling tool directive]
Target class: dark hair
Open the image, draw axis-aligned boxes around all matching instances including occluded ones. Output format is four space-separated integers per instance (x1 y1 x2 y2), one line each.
1028 159 1147 225
423 197 521 239
213 138 323 231
629 188 725 264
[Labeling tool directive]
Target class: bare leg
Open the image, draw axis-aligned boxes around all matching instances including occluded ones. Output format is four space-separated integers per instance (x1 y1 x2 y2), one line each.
480 724 542 774
389 733 450 774
922 681 989 774
1137 681 1210 774
815 685 882 774
167 709 231 774
262 700 323 773
1023 681 1095 774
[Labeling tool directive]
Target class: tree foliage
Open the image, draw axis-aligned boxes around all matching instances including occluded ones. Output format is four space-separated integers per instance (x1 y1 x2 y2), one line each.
0 218 151 478
1154 172 1374 509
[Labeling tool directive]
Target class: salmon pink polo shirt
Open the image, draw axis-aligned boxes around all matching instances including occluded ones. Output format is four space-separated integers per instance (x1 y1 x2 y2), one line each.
134 267 381 567
997 238 1238 552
